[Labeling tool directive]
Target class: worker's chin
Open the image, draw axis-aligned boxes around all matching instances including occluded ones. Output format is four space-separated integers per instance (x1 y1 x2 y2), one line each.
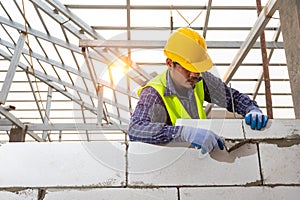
183 82 195 89
188 81 196 88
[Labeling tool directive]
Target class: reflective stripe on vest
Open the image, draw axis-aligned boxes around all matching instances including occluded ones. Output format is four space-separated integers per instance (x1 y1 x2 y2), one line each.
137 70 206 125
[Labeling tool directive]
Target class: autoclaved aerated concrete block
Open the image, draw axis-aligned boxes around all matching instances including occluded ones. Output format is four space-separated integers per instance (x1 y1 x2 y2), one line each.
259 143 300 184
43 188 177 200
244 119 300 139
128 141 260 186
180 186 300 200
176 119 245 139
0 142 126 187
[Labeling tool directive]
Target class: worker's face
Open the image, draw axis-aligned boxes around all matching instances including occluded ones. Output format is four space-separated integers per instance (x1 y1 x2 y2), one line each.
167 59 201 88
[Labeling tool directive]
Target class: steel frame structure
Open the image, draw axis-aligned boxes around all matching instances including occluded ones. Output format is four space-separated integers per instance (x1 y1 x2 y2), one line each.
0 0 293 142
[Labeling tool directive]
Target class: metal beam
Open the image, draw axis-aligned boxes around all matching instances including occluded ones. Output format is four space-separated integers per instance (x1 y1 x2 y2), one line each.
79 39 284 49
27 123 128 131
65 5 258 10
97 85 104 125
0 119 13 126
256 0 273 118
0 32 26 104
82 48 98 91
0 123 128 132
203 0 212 38
253 25 281 100
42 87 52 140
135 62 286 66
0 106 24 128
89 26 281 31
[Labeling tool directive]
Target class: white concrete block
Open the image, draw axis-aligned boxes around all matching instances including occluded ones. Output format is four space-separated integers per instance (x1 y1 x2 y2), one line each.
180 186 300 200
245 119 300 139
0 142 126 187
259 143 300 184
44 188 177 200
0 189 38 200
128 142 260 186
176 119 245 139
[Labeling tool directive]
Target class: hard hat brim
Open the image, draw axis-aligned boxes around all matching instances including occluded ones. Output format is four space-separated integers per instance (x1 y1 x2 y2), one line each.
164 50 213 73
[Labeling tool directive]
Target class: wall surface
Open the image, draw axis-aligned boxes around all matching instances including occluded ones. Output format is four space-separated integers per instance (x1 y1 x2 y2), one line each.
0 119 299 199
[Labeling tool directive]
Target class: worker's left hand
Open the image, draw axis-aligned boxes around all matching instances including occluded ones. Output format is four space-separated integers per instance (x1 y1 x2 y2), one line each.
245 109 268 130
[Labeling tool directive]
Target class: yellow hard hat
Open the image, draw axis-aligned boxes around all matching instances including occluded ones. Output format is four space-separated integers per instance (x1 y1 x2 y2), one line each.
164 27 213 73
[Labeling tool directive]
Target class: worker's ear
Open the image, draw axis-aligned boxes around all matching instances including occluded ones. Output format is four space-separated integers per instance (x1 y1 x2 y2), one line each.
166 58 174 68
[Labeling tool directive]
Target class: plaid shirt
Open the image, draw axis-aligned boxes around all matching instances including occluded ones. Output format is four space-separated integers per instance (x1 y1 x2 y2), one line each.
128 70 260 144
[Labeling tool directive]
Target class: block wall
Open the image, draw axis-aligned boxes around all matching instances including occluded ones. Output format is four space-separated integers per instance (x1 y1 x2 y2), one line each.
0 119 299 199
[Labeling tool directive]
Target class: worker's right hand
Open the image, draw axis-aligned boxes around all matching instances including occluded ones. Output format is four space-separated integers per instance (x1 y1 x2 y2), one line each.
181 126 224 154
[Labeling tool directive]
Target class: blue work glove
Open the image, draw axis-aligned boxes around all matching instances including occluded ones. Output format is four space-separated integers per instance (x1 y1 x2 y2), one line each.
181 126 224 154
245 109 268 130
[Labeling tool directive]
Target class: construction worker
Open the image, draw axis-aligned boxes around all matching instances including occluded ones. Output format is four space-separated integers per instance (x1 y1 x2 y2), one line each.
128 27 268 154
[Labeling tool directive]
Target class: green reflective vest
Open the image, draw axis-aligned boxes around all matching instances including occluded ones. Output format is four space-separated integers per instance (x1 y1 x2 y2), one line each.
137 70 206 125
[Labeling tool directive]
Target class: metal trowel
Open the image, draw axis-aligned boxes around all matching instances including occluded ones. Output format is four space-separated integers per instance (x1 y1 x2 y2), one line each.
222 138 252 153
